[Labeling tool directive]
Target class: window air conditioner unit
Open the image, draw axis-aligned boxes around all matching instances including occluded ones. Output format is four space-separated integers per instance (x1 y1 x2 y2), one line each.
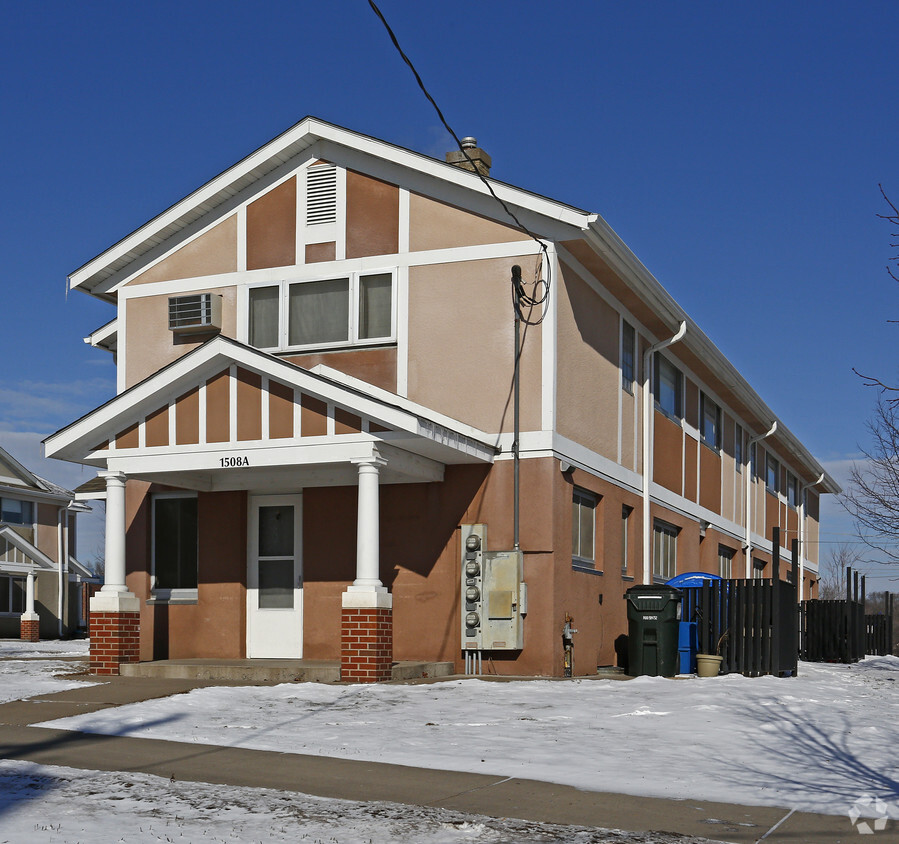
168 293 222 335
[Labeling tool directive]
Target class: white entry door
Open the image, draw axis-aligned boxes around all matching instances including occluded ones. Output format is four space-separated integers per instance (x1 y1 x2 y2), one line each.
247 494 303 658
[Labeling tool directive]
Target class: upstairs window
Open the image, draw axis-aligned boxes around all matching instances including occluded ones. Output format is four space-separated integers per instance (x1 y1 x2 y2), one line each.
248 271 394 352
735 424 743 472
766 454 779 494
621 321 636 393
700 394 721 450
0 498 33 525
621 505 633 575
787 473 799 507
655 355 683 420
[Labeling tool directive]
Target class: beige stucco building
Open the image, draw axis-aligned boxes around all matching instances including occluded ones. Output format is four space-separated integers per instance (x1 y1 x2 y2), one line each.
45 118 838 677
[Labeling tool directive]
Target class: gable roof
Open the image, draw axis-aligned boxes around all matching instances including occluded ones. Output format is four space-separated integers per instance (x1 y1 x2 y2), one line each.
0 446 74 503
0 526 56 573
69 116 593 301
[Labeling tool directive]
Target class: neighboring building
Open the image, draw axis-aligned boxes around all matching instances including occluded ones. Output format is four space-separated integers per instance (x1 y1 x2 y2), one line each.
45 118 839 677
0 446 94 640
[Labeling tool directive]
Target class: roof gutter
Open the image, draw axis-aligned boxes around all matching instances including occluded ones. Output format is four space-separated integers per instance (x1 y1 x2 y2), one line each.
642 321 687 585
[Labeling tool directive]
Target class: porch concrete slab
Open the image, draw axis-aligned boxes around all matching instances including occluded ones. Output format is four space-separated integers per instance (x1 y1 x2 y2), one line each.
0 722 859 843
119 658 340 683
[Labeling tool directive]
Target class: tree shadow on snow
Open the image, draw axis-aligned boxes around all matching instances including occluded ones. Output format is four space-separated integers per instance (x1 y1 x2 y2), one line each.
713 701 899 816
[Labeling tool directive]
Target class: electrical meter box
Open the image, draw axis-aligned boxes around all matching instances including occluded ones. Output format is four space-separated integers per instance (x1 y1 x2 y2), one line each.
461 524 526 651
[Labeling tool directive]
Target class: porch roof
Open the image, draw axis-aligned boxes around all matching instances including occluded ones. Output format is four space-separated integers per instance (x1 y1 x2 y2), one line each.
44 336 498 492
0 526 56 575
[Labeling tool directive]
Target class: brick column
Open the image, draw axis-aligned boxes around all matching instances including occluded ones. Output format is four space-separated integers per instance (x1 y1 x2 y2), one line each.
341 607 393 682
89 470 140 675
20 617 40 643
20 571 39 642
89 611 140 674
341 451 393 682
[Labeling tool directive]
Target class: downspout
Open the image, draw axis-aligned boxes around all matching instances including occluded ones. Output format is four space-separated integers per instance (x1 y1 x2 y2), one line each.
642 321 687 585
798 473 824 601
57 507 65 637
744 422 777 578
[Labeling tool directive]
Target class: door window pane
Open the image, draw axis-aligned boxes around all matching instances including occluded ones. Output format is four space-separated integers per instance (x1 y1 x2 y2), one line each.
258 506 294 558
359 273 392 339
289 278 349 346
258 558 294 608
248 286 280 348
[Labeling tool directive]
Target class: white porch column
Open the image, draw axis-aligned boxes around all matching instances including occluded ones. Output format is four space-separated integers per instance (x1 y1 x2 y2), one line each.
347 453 389 594
25 571 36 615
101 471 129 593
91 470 139 614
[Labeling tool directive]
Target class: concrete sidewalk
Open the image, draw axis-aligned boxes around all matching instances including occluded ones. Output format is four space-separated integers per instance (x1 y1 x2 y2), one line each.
0 675 869 844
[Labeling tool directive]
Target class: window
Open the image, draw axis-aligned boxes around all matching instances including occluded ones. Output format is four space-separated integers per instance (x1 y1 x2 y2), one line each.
621 321 635 393
655 355 683 419
0 575 25 614
752 558 766 580
152 495 198 596
652 519 678 581
700 394 721 449
621 505 632 575
735 424 743 472
718 546 734 579
766 454 779 494
247 271 395 352
572 489 597 569
787 473 799 507
0 498 33 525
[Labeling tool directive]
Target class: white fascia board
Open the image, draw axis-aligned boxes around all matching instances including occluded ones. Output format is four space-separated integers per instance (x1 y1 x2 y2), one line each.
0 484 71 505
70 117 593 296
85 318 118 351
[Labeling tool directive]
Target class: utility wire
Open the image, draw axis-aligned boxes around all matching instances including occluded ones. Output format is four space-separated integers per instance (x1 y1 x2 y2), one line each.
368 0 550 324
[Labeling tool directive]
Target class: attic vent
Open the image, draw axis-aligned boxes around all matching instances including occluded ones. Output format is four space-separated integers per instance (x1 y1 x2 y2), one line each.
168 293 222 335
306 163 337 225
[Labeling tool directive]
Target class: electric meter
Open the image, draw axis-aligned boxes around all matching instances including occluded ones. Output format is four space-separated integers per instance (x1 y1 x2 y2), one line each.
466 534 481 552
465 586 480 602
465 611 480 628
465 560 480 577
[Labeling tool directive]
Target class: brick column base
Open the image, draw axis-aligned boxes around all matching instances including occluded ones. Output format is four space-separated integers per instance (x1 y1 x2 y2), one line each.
20 616 40 643
341 607 393 682
90 611 140 675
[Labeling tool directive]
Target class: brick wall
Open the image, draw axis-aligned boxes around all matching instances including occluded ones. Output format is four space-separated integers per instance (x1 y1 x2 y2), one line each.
341 607 393 682
20 617 40 643
90 611 140 675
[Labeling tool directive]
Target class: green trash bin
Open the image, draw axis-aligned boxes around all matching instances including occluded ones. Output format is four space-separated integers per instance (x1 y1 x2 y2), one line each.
625 585 682 677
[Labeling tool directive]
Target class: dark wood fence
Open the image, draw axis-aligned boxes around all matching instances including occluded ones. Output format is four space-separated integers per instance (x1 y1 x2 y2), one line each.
680 528 798 677
865 610 893 656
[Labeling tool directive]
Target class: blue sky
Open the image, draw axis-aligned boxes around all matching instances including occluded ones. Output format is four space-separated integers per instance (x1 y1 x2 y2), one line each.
1 1 896 587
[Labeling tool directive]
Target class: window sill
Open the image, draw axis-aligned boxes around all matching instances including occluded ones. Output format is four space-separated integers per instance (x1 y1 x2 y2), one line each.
621 574 635 581
148 588 198 605
262 339 397 357
573 563 603 576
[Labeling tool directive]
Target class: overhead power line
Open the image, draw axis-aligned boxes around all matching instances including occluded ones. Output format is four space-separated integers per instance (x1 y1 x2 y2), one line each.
367 0 551 324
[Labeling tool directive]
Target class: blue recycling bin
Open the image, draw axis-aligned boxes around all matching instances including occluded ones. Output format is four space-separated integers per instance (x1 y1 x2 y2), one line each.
678 620 698 674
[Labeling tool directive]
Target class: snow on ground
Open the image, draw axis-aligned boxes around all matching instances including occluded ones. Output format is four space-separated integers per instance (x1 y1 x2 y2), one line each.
0 639 93 705
39 657 899 820
0 760 721 844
